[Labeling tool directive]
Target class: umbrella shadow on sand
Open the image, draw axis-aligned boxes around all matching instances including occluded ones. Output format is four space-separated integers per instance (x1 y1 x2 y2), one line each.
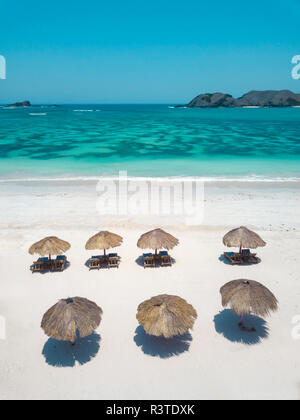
42 333 101 367
214 309 269 345
84 258 94 268
134 325 192 358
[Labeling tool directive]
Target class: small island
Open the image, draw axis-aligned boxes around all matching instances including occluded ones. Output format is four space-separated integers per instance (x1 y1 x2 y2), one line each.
179 90 300 108
7 100 31 108
6 101 60 108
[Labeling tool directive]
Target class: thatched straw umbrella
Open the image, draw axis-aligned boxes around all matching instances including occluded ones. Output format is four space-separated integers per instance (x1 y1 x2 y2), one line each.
223 226 266 254
29 236 71 260
41 297 103 345
220 279 278 331
137 228 179 255
136 294 197 338
85 231 123 256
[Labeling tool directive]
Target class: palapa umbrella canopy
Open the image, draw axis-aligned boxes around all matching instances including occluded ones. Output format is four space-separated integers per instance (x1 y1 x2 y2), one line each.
136 294 197 338
220 279 278 331
223 226 266 253
137 228 179 254
29 236 71 259
41 297 103 344
85 231 123 255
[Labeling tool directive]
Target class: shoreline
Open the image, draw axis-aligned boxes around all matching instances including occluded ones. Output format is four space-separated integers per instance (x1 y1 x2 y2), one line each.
1 175 300 183
1 177 300 236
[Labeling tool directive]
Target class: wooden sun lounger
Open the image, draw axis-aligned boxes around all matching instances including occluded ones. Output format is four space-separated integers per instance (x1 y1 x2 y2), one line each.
89 256 101 270
159 251 172 267
31 257 50 273
108 253 120 268
240 249 259 263
244 253 259 264
31 260 47 273
143 253 155 268
224 252 243 265
51 255 67 272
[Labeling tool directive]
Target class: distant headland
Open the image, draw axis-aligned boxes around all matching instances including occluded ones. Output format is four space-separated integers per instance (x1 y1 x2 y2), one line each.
177 90 300 108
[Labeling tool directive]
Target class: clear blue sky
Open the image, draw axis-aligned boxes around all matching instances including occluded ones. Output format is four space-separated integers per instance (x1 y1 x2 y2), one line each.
0 0 299 103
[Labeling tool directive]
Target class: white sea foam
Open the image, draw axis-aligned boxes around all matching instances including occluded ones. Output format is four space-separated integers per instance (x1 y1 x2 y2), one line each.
29 113 47 116
73 109 94 112
0 175 300 183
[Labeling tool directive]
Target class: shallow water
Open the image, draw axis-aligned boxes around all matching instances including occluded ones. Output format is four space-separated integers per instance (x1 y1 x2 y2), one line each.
0 104 300 180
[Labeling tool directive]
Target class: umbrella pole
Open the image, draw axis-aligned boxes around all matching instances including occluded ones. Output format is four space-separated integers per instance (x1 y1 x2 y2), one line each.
239 245 242 254
238 313 245 329
238 313 256 332
104 249 106 256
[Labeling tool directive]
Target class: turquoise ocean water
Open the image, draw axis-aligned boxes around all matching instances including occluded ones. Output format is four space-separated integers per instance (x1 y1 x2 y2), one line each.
0 104 300 180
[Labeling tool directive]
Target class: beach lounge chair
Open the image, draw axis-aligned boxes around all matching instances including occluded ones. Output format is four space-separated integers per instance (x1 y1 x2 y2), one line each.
31 257 49 273
159 250 172 267
51 255 67 271
224 252 243 265
143 253 155 268
89 256 101 270
108 253 120 268
243 251 259 264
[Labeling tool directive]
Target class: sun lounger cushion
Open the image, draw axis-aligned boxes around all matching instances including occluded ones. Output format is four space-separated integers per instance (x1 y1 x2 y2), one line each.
159 251 168 256
38 257 48 263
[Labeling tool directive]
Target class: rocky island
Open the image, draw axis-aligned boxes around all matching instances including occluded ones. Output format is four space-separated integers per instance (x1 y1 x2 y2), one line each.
180 90 300 108
5 101 60 108
7 100 31 108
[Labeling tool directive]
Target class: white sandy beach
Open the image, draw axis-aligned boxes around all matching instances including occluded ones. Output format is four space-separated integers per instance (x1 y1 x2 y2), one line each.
0 179 300 400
